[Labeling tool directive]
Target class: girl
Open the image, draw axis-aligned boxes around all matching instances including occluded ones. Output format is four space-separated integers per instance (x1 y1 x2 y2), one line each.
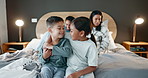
90 10 109 54
66 17 98 78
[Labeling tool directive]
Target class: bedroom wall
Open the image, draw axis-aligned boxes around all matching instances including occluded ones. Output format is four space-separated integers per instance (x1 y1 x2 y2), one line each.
0 0 8 45
6 0 148 43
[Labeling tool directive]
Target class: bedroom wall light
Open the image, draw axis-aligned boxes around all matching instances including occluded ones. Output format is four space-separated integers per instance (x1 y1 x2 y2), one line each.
133 17 144 42
15 19 24 42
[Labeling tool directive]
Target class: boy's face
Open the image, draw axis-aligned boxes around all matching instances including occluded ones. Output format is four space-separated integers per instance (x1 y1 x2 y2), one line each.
70 24 81 40
65 20 71 31
92 14 102 26
49 21 65 39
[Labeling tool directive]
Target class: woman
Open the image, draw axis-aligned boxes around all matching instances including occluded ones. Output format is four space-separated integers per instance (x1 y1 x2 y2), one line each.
90 10 109 54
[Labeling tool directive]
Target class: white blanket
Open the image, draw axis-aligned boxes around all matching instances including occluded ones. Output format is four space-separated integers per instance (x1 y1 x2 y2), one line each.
0 58 38 78
0 48 40 78
1 43 148 78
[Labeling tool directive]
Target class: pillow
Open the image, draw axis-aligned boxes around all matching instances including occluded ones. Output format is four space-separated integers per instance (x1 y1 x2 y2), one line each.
101 20 109 27
108 31 117 49
102 20 117 49
26 38 41 50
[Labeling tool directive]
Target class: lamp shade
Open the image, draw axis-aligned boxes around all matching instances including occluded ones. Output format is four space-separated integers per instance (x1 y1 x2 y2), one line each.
15 20 24 26
135 18 144 24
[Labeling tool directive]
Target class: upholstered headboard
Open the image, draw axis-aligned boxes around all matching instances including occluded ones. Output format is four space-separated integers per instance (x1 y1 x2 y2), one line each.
36 11 117 39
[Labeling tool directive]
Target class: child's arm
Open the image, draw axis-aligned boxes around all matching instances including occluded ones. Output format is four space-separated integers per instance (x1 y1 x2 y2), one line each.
38 35 53 64
43 42 53 50
43 35 53 49
52 38 72 57
38 44 52 64
67 66 97 78
42 36 53 59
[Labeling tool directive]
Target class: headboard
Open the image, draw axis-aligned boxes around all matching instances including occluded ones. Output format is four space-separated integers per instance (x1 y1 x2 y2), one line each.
36 11 117 39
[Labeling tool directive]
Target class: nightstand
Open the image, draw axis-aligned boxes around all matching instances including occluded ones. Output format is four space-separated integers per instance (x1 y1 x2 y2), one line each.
123 41 148 58
2 42 29 53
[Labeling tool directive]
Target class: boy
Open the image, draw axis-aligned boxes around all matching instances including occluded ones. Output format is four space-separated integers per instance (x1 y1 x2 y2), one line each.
64 16 75 39
65 16 75 32
38 16 72 78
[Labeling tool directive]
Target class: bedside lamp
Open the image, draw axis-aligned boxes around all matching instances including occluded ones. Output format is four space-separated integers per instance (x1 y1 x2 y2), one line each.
15 19 24 42
133 17 144 42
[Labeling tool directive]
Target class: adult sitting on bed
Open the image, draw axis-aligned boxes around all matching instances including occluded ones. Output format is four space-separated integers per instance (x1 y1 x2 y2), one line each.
65 16 75 32
89 10 109 54
64 16 75 39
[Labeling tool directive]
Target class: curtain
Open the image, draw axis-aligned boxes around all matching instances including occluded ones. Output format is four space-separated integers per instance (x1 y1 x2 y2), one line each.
0 38 2 54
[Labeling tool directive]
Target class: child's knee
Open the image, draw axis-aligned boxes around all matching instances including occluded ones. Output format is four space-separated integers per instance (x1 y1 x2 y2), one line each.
41 66 53 74
40 66 54 78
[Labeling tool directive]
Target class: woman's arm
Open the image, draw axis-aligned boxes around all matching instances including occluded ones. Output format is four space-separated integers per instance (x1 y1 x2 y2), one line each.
67 66 97 78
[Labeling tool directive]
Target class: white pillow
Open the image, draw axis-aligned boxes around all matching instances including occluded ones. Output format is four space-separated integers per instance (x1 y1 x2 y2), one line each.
26 38 41 50
101 20 109 27
108 32 117 49
101 20 117 49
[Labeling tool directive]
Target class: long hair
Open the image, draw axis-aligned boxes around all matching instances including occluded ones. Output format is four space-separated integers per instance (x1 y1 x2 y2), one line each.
90 10 103 31
72 17 96 45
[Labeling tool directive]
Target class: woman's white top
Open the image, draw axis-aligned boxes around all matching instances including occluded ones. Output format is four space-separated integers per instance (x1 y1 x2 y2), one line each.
92 26 109 53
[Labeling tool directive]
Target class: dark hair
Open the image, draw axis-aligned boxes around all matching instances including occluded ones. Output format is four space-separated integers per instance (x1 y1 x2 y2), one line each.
46 16 64 28
65 16 75 22
90 10 103 31
72 17 96 45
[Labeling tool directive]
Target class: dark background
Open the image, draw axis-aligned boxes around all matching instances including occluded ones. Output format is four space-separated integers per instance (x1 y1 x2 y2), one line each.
6 0 148 43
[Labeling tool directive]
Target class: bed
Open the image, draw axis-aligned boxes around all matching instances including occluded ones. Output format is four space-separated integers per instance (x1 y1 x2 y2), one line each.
0 11 148 78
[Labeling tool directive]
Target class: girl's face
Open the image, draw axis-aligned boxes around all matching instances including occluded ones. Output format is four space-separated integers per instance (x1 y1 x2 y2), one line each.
70 24 81 40
49 21 65 39
92 14 102 27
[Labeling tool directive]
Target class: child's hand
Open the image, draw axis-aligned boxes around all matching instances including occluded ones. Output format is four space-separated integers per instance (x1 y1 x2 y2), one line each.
43 48 52 59
67 72 80 78
44 43 53 50
46 45 53 50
